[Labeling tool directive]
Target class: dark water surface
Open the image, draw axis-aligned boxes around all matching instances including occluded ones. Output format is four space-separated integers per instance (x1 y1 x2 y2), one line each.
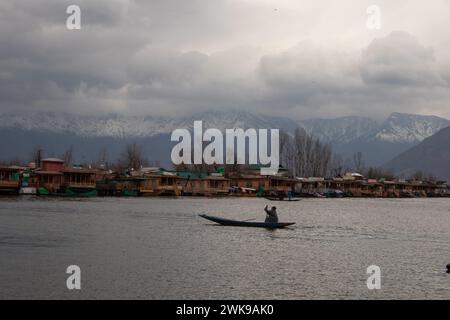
0 197 449 299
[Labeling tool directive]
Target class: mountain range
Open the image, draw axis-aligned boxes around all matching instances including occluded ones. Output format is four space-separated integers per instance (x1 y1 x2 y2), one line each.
0 110 298 138
383 126 450 180
298 112 450 166
0 110 449 170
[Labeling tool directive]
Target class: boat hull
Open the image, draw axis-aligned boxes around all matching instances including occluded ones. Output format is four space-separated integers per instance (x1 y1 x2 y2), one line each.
199 214 295 229
65 187 97 197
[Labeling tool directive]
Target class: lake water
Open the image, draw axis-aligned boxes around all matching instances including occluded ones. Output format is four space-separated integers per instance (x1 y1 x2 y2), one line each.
0 196 449 299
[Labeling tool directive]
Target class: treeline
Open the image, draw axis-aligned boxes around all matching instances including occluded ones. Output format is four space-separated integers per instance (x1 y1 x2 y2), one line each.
6 143 160 171
279 128 399 180
279 128 332 178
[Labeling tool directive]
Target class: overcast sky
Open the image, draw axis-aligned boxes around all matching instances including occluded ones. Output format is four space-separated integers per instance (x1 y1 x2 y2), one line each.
1 0 450 120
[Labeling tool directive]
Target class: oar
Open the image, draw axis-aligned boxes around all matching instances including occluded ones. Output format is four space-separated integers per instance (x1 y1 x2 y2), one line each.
242 218 256 222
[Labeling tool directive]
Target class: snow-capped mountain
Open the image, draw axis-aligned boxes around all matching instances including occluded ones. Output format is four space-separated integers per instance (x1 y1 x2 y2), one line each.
0 110 300 167
296 112 450 166
347 113 450 165
0 112 182 138
373 112 450 144
297 113 450 145
0 110 299 138
297 116 379 144
383 126 450 180
178 110 299 133
1 110 447 143
0 110 448 167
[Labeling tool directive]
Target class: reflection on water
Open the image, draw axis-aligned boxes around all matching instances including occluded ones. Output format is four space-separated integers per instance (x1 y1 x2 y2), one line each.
0 197 449 299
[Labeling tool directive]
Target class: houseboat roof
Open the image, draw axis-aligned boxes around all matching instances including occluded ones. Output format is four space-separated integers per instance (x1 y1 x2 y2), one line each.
268 176 297 182
249 164 288 171
140 167 167 173
361 181 383 186
204 175 230 181
41 158 64 163
61 168 98 174
298 177 325 182
34 170 63 175
231 174 265 180
347 172 364 177
145 173 182 179
176 171 209 179
0 165 24 171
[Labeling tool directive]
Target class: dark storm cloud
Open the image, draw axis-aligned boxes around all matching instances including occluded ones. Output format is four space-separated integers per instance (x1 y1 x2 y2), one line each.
0 0 450 118
256 32 450 118
360 31 443 87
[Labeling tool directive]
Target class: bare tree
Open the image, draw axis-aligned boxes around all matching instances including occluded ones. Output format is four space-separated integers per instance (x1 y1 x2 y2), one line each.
352 151 365 173
279 130 294 175
121 142 146 170
97 147 108 169
410 170 424 181
365 167 396 180
330 154 344 177
8 156 23 166
61 145 74 165
30 147 43 168
279 127 332 178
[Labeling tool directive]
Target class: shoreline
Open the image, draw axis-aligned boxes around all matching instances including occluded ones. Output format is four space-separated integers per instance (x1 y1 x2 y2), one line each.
1 194 450 200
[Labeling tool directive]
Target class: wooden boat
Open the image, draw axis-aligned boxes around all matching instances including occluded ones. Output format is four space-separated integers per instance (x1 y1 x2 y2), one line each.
199 214 295 229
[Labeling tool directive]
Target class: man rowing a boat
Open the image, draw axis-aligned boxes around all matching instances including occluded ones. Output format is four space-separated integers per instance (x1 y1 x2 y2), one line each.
264 205 279 223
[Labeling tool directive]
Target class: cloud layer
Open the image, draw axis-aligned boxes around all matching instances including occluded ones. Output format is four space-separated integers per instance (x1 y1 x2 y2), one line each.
1 0 450 119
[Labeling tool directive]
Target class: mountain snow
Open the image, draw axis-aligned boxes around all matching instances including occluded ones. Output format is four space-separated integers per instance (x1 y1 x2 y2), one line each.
0 110 448 144
0 110 298 138
297 116 379 144
374 113 450 143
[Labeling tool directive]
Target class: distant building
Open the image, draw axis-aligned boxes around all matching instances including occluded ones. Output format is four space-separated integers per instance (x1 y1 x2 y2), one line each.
32 158 64 194
41 158 64 171
61 167 98 196
177 172 231 196
0 166 22 194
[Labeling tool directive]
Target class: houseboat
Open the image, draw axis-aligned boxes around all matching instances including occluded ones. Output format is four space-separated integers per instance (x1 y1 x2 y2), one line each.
61 167 98 196
0 166 22 195
178 172 231 196
34 158 65 195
